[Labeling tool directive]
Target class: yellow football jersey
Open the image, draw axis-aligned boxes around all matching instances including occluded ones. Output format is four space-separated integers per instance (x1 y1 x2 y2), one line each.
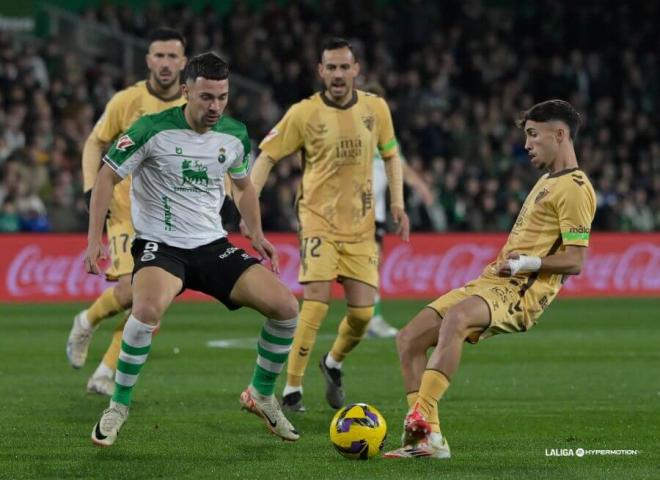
484 167 596 303
259 90 397 242
94 80 185 216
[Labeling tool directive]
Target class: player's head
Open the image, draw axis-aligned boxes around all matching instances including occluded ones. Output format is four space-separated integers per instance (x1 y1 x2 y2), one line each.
146 27 187 89
318 38 360 103
182 52 229 129
518 99 581 170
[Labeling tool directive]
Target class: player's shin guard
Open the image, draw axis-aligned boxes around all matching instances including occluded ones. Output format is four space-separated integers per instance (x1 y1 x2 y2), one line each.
102 315 127 370
330 305 374 362
286 301 329 387
87 287 124 328
112 314 157 406
251 317 297 396
415 370 450 433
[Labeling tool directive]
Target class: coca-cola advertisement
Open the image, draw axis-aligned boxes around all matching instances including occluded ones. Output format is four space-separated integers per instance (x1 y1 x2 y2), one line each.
0 233 658 302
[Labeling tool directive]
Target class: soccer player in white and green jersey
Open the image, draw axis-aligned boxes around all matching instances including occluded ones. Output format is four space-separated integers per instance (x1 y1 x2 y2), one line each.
85 52 300 447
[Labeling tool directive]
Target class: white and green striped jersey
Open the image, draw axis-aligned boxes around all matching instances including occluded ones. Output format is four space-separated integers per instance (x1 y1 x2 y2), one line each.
103 106 250 249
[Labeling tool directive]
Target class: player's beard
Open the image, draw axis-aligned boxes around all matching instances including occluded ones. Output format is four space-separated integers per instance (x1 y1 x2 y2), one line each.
154 70 178 90
328 81 350 102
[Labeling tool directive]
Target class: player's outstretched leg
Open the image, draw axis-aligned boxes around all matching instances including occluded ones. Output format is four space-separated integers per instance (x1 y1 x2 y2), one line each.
87 315 127 396
367 293 398 338
231 265 300 441
323 302 374 409
91 267 180 447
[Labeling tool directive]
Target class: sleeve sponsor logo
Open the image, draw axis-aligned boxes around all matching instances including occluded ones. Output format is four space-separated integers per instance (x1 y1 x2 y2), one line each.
562 226 591 241
116 134 135 151
263 128 278 143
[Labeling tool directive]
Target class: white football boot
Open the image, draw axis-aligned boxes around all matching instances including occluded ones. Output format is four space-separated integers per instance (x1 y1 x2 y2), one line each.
240 385 300 441
91 401 129 447
66 310 96 368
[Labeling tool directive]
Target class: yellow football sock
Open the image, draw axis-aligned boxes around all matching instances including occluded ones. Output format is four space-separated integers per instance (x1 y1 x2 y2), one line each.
286 300 329 387
87 287 123 328
415 369 450 433
406 391 419 408
101 314 127 369
329 305 373 362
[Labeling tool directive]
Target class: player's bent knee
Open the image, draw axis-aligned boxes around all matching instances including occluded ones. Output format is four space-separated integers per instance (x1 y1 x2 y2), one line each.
131 302 164 325
269 293 299 321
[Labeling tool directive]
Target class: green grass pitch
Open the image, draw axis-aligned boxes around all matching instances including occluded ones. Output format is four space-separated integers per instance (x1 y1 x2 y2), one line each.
1 298 658 479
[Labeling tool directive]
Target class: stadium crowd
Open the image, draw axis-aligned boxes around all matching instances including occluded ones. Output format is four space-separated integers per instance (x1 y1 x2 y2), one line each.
0 0 658 233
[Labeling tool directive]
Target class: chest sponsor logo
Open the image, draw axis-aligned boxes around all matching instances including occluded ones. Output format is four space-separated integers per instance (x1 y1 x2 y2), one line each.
116 135 134 151
181 160 209 186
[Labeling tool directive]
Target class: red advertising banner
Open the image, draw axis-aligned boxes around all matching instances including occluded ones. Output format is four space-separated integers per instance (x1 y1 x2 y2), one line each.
0 233 658 302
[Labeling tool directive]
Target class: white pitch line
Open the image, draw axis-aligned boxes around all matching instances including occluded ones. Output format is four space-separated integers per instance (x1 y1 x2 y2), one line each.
206 334 338 350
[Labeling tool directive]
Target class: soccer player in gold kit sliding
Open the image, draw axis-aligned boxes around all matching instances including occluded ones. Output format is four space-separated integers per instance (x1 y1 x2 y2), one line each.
384 99 596 459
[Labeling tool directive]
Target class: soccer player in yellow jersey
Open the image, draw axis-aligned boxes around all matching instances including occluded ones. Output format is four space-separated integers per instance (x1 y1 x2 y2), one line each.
250 38 410 411
384 100 596 459
66 28 187 395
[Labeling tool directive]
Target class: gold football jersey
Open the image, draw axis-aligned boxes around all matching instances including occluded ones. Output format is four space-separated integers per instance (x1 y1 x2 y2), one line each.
484 167 596 302
259 90 397 242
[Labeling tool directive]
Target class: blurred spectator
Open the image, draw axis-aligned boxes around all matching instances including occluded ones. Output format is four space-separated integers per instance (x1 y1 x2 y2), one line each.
0 1 658 232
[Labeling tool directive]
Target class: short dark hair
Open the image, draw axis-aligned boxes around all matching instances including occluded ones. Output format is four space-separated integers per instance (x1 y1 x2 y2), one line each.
518 99 582 141
320 37 355 62
147 27 186 49
183 52 229 83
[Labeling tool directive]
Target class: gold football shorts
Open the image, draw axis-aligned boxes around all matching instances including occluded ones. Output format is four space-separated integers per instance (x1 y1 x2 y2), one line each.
298 237 379 288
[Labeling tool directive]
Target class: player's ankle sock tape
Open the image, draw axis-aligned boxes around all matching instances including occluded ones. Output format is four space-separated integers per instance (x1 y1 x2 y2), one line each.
330 305 374 362
88 287 124 327
286 301 329 381
252 317 296 396
112 315 157 406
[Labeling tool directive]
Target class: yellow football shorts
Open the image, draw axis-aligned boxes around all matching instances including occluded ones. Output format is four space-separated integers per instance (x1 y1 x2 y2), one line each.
427 275 554 343
105 207 135 281
298 237 379 288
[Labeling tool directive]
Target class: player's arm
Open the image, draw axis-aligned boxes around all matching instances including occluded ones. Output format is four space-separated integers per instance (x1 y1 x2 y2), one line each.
402 161 434 206
247 152 277 198
82 129 111 203
84 164 122 274
376 96 410 240
497 246 587 276
497 179 596 277
231 175 280 274
82 93 126 205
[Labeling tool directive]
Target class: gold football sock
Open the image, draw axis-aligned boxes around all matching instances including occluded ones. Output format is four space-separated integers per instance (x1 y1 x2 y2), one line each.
329 305 374 362
101 314 128 370
406 391 419 408
286 300 329 387
87 287 123 328
415 369 450 433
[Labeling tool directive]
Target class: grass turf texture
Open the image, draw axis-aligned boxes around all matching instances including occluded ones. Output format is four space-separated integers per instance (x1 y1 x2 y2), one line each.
1 298 658 479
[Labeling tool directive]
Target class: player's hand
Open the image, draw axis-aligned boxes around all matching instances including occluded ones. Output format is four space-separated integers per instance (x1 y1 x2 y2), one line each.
391 206 410 242
251 233 280 274
83 240 108 275
494 252 520 276
239 219 251 239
